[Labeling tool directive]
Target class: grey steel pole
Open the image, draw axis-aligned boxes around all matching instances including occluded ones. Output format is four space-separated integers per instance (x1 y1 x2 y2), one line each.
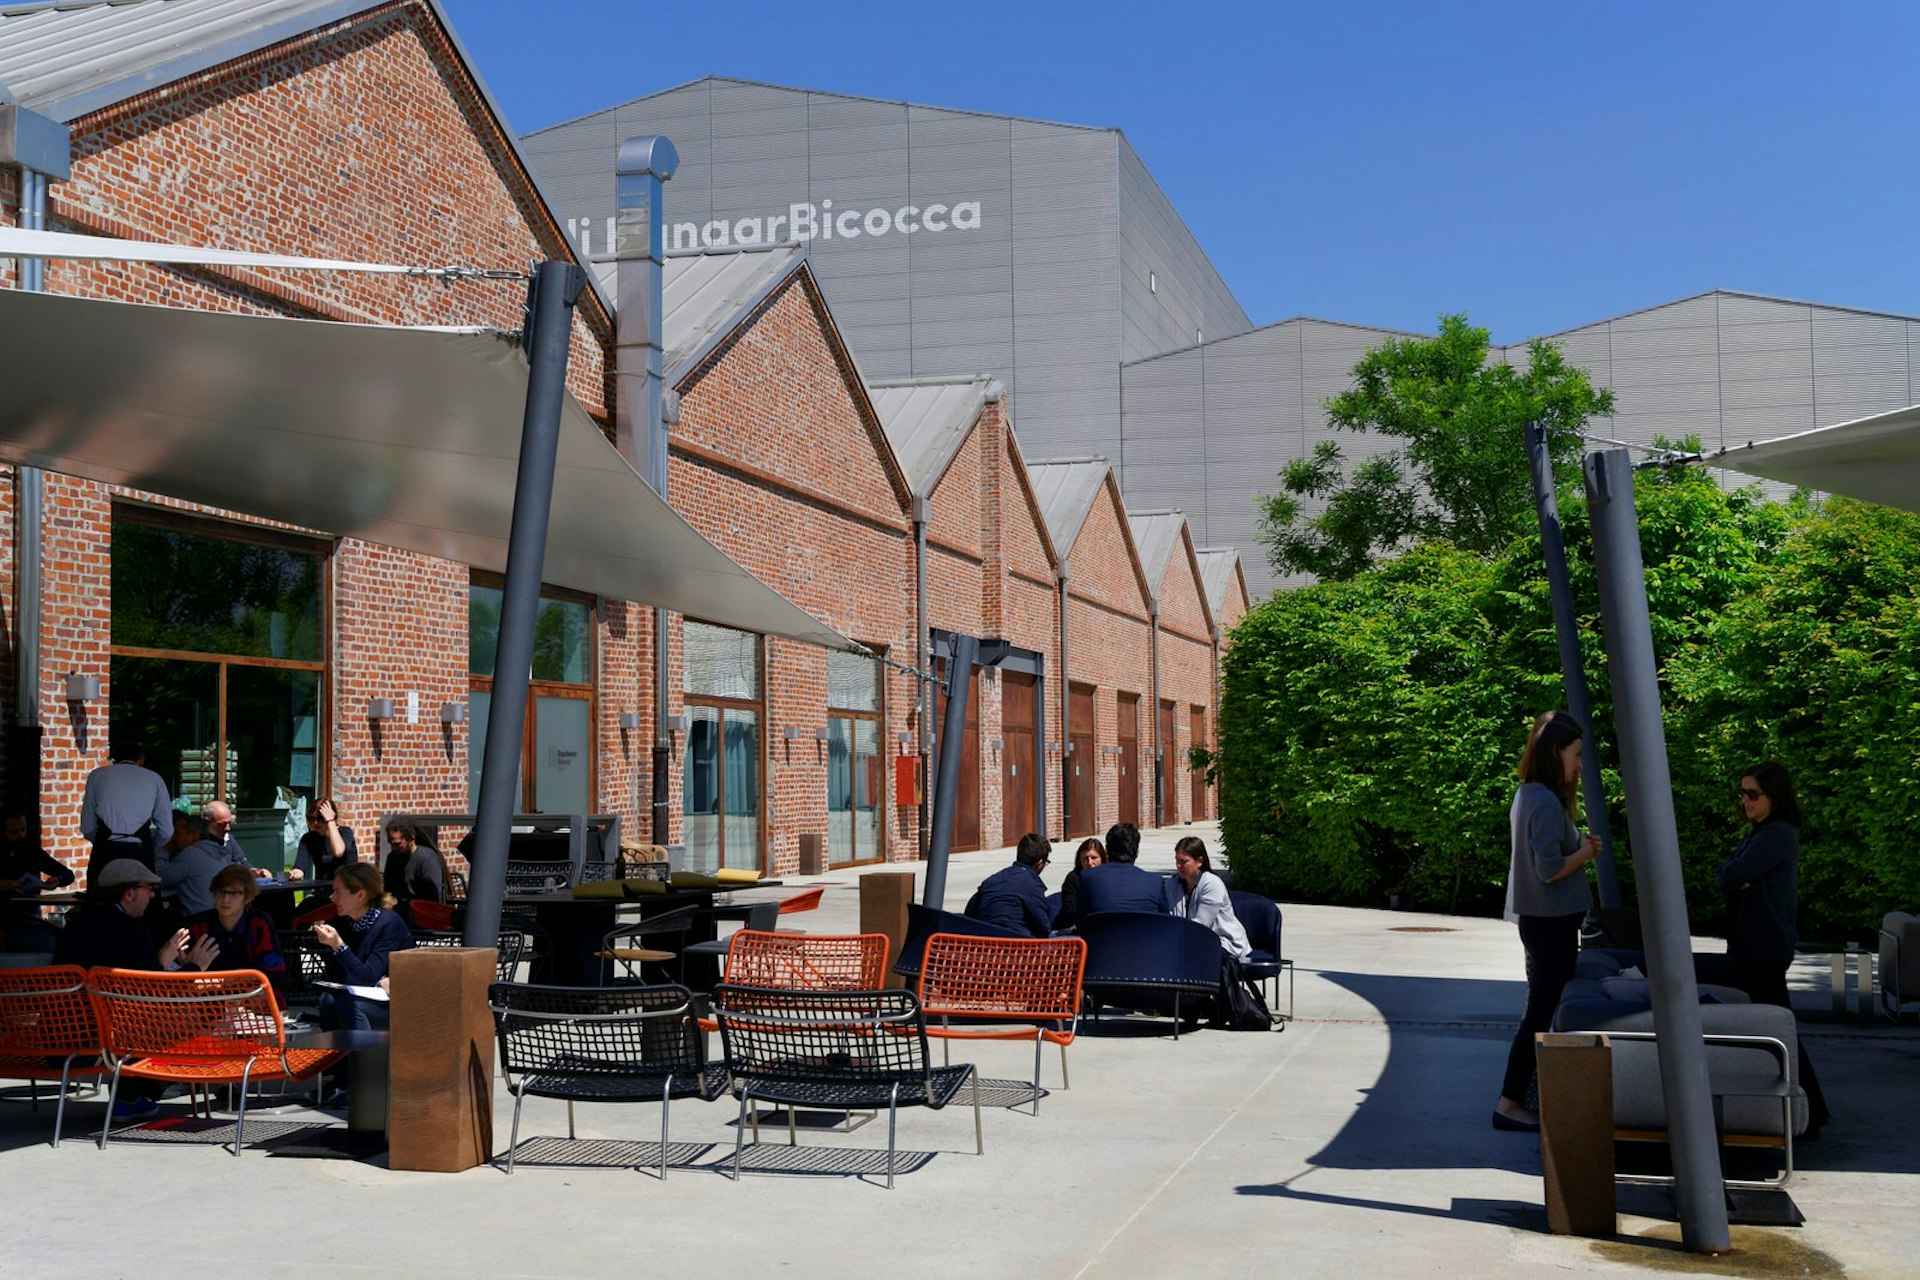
914 500 931 860
1585 448 1729 1253
464 261 587 949
1526 421 1621 908
922 633 978 908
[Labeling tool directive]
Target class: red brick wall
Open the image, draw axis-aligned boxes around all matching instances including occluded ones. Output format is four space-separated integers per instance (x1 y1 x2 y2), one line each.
3 0 625 881
670 272 917 873
1059 480 1152 835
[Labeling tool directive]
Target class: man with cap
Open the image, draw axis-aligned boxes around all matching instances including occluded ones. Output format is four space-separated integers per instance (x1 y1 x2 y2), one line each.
79 744 172 880
53 858 206 972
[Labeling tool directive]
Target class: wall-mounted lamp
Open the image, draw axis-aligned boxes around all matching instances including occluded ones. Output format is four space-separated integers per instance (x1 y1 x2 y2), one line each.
367 698 397 721
990 737 1004 752
1064 740 1076 756
783 726 803 740
618 712 642 730
439 702 468 724
814 726 831 742
1046 740 1062 753
664 713 687 733
64 673 101 702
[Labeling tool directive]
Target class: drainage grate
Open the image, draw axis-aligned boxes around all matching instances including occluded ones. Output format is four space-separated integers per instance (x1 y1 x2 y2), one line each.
1388 926 1459 933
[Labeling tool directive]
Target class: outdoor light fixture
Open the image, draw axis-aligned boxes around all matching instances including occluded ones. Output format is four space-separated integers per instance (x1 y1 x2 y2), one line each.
618 712 642 730
896 731 911 746
367 698 397 720
64 673 101 702
439 702 467 724
814 726 830 741
783 726 802 740
990 738 1004 752
664 713 687 732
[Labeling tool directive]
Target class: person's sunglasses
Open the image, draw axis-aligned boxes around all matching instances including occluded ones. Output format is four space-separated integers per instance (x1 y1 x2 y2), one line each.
1738 787 1764 801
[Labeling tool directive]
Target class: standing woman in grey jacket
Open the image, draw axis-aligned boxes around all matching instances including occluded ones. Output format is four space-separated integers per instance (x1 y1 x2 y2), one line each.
1493 711 1600 1131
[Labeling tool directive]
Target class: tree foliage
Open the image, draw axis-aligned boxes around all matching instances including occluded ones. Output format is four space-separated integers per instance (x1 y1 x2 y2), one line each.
1257 314 1613 581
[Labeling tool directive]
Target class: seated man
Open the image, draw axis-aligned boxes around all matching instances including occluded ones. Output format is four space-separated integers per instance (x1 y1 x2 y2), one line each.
1078 822 1171 916
384 822 447 905
157 813 236 917
200 801 270 877
54 859 201 972
0 809 74 952
964 832 1053 937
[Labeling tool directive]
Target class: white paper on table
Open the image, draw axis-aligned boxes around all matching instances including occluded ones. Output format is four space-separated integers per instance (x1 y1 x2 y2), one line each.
315 980 389 1002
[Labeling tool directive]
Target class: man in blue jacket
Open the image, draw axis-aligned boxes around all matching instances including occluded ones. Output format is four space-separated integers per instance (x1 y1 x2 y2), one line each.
964 832 1053 937
1078 822 1170 915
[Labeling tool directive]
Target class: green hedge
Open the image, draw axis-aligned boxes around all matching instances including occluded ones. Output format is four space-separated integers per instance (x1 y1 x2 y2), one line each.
1216 474 1918 941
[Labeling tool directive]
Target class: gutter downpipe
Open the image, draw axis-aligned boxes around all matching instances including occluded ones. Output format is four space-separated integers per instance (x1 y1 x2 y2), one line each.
1057 569 1070 841
612 135 680 846
1149 600 1162 828
913 497 930 860
3 103 70 814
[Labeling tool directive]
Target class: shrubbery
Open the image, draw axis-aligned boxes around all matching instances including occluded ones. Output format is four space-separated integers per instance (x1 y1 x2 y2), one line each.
1216 472 1920 941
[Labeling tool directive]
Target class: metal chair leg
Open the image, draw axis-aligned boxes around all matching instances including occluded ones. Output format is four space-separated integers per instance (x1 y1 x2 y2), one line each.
885 1083 900 1190
52 1055 75 1148
971 1066 983 1154
658 1073 672 1181
231 1060 256 1157
506 1083 527 1173
98 1065 123 1150
1030 1030 1045 1116
566 1098 575 1140
731 1088 753 1181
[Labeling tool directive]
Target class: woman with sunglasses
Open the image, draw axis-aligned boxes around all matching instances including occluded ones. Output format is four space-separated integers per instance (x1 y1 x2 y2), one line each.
1719 761 1829 1133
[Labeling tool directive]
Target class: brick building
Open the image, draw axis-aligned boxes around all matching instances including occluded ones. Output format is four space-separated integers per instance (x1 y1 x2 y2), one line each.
0 0 1243 888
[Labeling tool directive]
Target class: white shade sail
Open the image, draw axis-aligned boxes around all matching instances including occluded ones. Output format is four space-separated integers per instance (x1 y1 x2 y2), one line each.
0 285 861 652
1708 404 1920 515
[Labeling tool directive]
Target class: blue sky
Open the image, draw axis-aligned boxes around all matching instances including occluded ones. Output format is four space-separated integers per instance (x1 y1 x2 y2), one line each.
443 0 1919 343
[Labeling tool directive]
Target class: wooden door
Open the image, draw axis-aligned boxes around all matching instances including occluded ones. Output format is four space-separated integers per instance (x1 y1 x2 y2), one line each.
1159 698 1178 826
1190 705 1208 821
933 659 983 853
1001 670 1036 845
1116 692 1140 827
1068 683 1097 839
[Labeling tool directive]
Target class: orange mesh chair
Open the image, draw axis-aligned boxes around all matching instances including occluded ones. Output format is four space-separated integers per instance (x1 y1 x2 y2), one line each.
0 965 108 1147
776 886 825 915
86 968 343 1156
724 930 889 989
916 934 1087 1115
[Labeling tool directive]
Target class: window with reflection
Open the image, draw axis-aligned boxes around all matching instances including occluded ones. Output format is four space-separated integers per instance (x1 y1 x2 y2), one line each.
683 621 761 872
109 508 326 875
826 649 884 867
468 581 594 813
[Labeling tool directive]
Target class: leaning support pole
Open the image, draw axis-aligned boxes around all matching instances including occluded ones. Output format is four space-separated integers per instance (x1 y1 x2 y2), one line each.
923 633 978 909
464 260 587 950
1526 421 1621 908
1585 448 1729 1254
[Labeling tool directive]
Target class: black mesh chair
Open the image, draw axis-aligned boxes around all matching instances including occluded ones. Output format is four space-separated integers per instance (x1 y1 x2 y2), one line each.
599 906 698 985
710 985 982 1189
275 930 333 1010
413 930 528 983
504 860 572 893
487 981 725 1177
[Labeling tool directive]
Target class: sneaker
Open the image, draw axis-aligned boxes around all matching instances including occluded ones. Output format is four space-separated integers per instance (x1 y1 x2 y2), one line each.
111 1097 159 1121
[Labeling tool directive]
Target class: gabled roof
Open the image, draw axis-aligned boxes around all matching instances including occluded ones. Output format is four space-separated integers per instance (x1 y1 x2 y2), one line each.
1195 546 1249 622
591 244 811 389
1023 457 1112 559
0 0 362 121
1126 509 1187 604
868 374 997 500
0 0 612 317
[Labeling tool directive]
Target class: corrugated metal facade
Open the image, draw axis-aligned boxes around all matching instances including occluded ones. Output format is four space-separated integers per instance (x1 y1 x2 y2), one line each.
522 77 1249 464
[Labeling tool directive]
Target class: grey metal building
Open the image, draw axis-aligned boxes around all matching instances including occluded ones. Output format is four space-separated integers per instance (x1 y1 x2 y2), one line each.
526 80 1920 602
522 76 1248 462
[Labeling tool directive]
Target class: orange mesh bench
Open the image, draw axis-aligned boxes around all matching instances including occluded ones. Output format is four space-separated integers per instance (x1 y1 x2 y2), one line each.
0 964 109 1147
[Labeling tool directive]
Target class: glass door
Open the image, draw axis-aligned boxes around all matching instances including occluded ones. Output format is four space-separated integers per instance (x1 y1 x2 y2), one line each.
827 716 881 866
684 703 760 872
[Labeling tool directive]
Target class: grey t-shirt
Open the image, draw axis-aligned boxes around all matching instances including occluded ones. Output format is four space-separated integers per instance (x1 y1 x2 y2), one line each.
1507 781 1590 918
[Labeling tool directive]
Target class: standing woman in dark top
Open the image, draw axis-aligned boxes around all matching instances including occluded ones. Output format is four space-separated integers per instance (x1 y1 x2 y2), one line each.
313 862 412 1030
289 797 357 883
1494 711 1600 1132
1719 761 1829 1132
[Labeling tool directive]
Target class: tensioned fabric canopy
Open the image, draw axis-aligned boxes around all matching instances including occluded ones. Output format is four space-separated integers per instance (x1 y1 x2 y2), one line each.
0 285 861 652
1707 403 1920 516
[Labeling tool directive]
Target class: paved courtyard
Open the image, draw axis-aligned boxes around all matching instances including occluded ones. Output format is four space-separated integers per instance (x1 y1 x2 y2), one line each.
3 822 1914 1278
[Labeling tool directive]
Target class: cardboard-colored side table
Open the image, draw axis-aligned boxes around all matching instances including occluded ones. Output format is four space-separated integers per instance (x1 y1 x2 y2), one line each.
387 946 496 1172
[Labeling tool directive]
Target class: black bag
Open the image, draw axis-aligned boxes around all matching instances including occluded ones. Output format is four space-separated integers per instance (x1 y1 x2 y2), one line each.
1215 955 1275 1031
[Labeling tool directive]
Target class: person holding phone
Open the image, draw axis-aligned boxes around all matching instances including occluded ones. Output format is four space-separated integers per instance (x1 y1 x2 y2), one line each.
1493 711 1600 1132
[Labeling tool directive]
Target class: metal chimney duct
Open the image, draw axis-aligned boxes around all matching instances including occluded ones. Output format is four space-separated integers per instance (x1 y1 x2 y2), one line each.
614 135 680 843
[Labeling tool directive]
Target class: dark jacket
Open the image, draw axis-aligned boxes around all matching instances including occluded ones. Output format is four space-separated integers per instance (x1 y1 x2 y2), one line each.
324 906 414 986
1078 862 1170 916
53 901 160 970
186 906 287 993
1718 819 1798 970
294 825 358 881
965 863 1052 938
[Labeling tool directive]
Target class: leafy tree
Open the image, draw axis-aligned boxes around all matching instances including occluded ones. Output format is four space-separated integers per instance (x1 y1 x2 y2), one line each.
1257 314 1614 580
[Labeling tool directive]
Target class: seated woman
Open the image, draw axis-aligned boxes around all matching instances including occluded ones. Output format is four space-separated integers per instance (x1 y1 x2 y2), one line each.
313 862 413 1030
1170 836 1250 962
1055 837 1104 931
288 797 357 883
182 863 288 996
